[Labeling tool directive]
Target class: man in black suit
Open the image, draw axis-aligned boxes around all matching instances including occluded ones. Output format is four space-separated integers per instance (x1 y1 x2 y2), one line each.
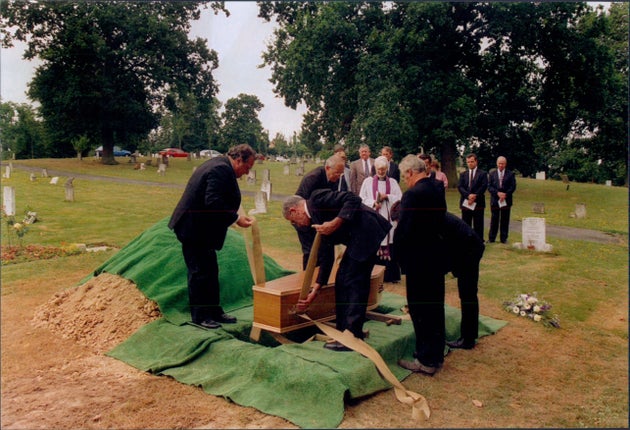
442 212 485 350
282 189 391 351
168 144 256 329
488 156 517 244
394 155 447 376
457 153 488 240
378 146 400 183
294 155 347 270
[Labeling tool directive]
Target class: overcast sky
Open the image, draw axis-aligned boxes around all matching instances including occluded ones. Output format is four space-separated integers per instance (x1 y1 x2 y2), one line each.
0 2 306 139
0 2 609 140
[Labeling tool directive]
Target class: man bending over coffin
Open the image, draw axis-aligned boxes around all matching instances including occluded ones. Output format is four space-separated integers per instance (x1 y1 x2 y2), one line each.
282 190 391 351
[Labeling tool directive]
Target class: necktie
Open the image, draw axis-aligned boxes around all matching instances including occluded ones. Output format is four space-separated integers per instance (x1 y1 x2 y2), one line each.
469 169 474 190
364 160 369 177
499 171 503 187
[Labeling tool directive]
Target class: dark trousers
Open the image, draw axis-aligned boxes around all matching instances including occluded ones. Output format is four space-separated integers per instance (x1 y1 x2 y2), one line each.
405 269 445 368
181 242 222 323
489 206 511 243
456 263 480 342
334 253 376 339
462 208 485 241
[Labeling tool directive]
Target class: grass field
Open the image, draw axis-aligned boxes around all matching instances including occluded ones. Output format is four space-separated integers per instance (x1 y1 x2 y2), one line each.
1 156 628 427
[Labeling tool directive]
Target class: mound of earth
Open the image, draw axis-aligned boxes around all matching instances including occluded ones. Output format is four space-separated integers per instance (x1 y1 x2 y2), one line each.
32 273 161 355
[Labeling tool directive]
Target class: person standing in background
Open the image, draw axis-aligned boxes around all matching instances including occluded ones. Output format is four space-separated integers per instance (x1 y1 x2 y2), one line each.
168 144 256 329
333 144 351 191
433 160 448 189
457 153 487 241
378 146 400 183
488 156 516 244
360 156 403 283
349 144 374 195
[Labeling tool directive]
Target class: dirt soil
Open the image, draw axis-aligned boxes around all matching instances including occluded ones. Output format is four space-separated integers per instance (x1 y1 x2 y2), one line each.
1 254 628 429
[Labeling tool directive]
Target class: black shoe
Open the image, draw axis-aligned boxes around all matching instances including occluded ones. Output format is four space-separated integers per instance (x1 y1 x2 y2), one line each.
446 338 475 350
197 319 222 329
323 341 352 352
397 358 438 375
214 313 237 324
501 240 507 244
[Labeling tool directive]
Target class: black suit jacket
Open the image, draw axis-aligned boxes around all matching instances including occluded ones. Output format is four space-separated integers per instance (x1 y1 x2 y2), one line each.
307 189 391 285
442 212 485 276
296 165 346 198
487 169 516 207
168 156 240 249
457 168 488 209
371 161 400 183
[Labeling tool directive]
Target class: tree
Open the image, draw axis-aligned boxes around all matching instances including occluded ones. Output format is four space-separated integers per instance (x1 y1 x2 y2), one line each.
1 1 226 164
0 102 46 159
220 94 267 154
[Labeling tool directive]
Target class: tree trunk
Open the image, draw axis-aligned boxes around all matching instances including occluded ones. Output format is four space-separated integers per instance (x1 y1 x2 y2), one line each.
440 143 459 189
100 128 118 165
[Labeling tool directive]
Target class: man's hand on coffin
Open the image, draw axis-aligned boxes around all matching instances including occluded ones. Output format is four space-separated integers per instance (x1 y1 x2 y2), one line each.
297 284 321 313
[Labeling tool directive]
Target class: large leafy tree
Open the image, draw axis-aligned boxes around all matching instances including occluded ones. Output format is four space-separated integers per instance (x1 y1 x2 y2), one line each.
220 94 267 154
1 1 226 164
0 102 46 160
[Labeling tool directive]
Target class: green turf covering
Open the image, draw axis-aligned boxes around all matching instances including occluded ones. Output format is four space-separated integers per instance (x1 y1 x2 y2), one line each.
96 218 506 428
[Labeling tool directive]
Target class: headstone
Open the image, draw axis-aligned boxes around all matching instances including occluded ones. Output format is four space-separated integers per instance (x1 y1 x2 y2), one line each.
295 165 304 176
130 154 137 163
3 186 16 216
30 173 36 182
41 168 48 178
532 202 545 214
64 177 75 202
247 170 256 185
157 163 166 176
283 165 290 175
535 171 546 180
574 203 587 219
261 180 272 202
50 177 59 185
252 191 268 214
560 174 570 190
605 180 612 187
262 169 270 182
520 217 551 252
3 165 11 179
140 163 146 170
315 157 321 164
290 157 297 164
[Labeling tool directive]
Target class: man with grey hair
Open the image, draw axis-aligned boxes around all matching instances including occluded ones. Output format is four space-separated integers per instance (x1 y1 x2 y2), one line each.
283 189 391 351
294 155 348 270
394 154 448 375
349 144 374 195
487 156 516 244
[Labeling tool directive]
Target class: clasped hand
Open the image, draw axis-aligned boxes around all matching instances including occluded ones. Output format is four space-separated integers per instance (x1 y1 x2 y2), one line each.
296 285 320 313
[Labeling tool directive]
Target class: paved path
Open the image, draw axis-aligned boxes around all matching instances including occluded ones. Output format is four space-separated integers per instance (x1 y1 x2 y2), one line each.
6 163 626 245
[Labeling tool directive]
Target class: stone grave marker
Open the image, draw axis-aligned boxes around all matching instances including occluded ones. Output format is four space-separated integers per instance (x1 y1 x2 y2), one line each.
315 157 321 164
30 173 36 181
283 165 290 175
41 168 48 178
532 202 545 214
140 163 146 170
261 180 272 202
157 163 166 176
252 191 268 214
3 165 11 179
247 170 256 185
574 203 586 219
605 180 612 187
64 177 75 202
519 217 552 252
50 177 59 185
262 169 270 182
295 165 304 176
3 186 16 216
535 171 546 180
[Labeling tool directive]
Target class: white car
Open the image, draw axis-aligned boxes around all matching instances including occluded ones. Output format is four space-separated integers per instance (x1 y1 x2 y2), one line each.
275 155 289 162
200 149 222 158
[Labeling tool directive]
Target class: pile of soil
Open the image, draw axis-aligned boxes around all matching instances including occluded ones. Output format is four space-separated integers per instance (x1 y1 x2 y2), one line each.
32 273 161 355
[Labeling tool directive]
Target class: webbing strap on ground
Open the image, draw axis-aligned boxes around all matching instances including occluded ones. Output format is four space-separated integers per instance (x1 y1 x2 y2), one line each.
301 314 431 420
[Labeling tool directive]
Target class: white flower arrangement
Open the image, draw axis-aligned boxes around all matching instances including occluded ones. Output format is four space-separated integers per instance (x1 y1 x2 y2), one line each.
504 292 560 328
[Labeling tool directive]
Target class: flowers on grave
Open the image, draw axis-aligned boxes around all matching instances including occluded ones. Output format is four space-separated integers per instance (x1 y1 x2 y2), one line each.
503 292 560 328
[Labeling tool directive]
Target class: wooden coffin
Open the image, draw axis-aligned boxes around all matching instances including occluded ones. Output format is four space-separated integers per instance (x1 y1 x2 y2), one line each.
252 265 385 334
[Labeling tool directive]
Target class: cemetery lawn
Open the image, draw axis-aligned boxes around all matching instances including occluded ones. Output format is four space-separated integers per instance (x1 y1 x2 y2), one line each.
0 158 628 428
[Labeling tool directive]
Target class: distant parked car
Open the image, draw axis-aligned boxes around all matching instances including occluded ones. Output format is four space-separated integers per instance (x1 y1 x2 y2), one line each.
275 155 289 162
159 148 189 158
200 149 222 158
95 146 131 157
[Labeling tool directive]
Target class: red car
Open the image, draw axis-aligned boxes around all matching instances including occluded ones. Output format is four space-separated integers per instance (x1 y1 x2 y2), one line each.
159 148 189 158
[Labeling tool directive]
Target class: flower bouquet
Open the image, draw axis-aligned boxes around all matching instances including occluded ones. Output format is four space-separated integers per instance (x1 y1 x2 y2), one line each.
503 292 560 328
